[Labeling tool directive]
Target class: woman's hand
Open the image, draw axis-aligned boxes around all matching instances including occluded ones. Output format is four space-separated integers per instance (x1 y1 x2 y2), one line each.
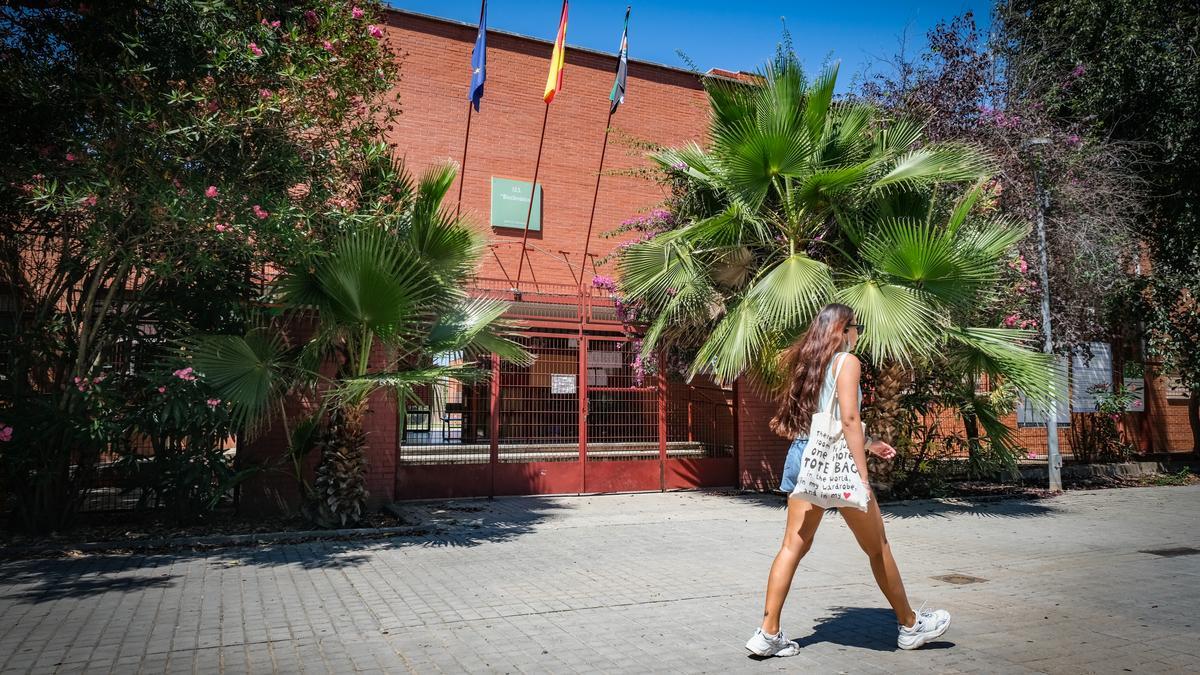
867 439 897 460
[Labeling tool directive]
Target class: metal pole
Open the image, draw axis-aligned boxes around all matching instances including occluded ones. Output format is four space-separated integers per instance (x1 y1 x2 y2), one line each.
454 103 474 217
515 102 551 288
1033 160 1062 492
577 108 615 294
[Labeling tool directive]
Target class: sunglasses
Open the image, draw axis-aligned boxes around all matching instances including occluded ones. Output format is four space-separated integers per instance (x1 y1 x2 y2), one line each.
846 323 866 334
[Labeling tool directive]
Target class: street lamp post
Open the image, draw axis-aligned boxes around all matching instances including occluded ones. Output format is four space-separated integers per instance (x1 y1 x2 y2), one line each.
1023 137 1062 492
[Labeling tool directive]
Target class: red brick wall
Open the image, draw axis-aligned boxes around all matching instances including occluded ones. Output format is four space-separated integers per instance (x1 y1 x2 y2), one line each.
381 11 710 287
238 327 399 516
735 380 789 491
735 381 1196 494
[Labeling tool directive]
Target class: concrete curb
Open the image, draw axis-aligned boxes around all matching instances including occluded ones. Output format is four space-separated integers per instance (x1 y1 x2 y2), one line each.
1018 460 1195 483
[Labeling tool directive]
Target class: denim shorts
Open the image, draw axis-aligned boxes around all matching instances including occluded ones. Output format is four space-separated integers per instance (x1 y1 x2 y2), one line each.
778 437 808 493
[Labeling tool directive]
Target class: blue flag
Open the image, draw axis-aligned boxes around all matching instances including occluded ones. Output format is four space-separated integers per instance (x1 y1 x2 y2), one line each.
469 0 487 111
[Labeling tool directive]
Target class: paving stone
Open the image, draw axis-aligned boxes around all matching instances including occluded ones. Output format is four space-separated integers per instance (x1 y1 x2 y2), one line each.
1 486 1198 673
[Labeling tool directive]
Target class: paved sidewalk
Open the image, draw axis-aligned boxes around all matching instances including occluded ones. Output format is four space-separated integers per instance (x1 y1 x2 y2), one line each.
2 486 1199 674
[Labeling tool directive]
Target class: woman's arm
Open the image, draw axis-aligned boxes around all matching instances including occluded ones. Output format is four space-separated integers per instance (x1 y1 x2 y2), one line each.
835 354 871 483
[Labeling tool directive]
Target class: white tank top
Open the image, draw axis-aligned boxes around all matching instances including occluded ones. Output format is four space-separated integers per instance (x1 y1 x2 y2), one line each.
805 352 861 438
816 352 853 412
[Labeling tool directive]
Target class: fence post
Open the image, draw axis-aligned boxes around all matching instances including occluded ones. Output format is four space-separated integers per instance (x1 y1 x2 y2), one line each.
489 353 500 498
658 352 668 491
578 333 588 492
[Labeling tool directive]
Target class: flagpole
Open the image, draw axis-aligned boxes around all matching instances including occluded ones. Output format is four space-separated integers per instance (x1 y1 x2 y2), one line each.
455 104 474 217
577 108 615 294
460 0 487 217
514 102 551 288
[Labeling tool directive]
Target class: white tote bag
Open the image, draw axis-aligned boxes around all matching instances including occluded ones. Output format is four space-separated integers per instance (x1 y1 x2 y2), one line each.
789 354 871 511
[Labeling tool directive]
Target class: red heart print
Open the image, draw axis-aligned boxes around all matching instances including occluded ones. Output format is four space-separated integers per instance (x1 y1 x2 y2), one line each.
843 491 852 499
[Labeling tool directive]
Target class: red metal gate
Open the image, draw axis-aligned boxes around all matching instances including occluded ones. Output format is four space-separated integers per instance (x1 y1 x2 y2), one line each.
395 330 736 499
581 337 662 492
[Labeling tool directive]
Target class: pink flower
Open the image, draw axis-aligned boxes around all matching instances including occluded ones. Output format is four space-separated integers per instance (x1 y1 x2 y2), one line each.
259 88 273 98
252 204 269 219
81 194 98 207
270 20 281 28
1003 314 1019 328
261 18 268 26
205 185 219 198
206 100 220 113
1018 259 1029 274
1071 64 1086 78
1067 134 1081 147
206 398 222 408
0 425 11 442
322 40 334 51
591 275 617 292
304 9 318 27
215 223 228 233
352 6 364 19
65 152 76 162
158 386 167 394
367 24 383 38
249 42 263 57
173 367 197 381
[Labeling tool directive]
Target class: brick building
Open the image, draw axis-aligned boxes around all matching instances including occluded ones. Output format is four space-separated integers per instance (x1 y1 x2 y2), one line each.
238 8 1193 513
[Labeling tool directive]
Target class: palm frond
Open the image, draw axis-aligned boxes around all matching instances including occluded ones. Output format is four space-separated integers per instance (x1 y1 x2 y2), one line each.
745 254 834 331
690 296 771 383
329 364 491 409
946 327 1062 407
871 144 992 193
187 328 292 437
711 116 813 209
861 219 993 307
803 63 839 145
947 179 987 235
835 277 943 362
426 297 532 366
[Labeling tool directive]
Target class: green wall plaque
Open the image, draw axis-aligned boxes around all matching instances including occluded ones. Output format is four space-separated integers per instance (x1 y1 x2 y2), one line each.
490 177 542 231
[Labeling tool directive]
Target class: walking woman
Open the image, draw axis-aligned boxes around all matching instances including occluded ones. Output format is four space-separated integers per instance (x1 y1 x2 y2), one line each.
745 303 951 656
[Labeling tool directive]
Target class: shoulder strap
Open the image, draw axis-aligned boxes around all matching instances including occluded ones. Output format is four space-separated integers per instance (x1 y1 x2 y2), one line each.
827 352 850 417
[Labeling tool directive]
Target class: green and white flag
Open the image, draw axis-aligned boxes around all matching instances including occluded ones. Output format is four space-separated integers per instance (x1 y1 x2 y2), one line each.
609 6 629 113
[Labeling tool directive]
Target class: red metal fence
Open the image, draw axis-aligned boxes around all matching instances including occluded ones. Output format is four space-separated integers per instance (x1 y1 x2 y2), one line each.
395 330 737 499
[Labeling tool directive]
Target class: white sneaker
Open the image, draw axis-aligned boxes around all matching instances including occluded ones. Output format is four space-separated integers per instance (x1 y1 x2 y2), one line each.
897 608 952 650
745 628 801 657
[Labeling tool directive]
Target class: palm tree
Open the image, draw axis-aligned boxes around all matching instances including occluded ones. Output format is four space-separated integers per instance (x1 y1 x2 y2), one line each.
191 157 528 526
617 56 1058 454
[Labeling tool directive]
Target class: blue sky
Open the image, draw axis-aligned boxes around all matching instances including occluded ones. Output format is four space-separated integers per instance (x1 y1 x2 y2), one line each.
388 0 992 91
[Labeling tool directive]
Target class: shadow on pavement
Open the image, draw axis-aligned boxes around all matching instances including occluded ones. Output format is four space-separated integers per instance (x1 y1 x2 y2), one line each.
796 606 954 652
881 496 1058 520
0 497 571 599
714 490 1057 520
1 561 179 604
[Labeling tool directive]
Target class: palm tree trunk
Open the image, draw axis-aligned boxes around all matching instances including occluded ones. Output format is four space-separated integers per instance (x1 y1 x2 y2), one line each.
867 359 910 492
311 402 370 528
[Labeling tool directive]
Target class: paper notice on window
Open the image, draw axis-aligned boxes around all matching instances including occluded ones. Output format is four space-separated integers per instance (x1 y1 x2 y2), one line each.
550 374 576 395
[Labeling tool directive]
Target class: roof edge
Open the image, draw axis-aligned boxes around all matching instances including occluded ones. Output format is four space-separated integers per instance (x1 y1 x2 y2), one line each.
384 6 727 81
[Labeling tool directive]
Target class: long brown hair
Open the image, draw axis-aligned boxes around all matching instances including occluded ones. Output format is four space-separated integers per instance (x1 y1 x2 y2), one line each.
769 303 855 439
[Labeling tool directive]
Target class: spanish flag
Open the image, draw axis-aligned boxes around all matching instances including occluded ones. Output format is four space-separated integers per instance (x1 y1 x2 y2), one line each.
543 0 568 103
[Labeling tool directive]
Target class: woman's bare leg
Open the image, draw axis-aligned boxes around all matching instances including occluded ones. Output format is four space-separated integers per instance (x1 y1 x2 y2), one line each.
760 497 825 635
839 494 917 627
